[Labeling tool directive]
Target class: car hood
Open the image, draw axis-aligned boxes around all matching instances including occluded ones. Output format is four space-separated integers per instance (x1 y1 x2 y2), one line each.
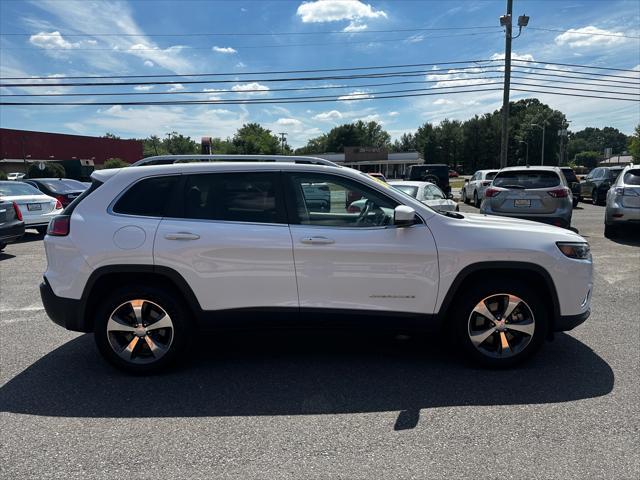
0 194 55 204
460 212 585 241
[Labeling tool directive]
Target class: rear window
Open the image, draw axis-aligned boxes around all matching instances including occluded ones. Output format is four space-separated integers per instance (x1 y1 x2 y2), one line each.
0 182 42 196
40 179 88 192
560 168 578 183
393 185 418 198
493 170 561 189
624 169 640 186
113 176 179 217
486 172 498 181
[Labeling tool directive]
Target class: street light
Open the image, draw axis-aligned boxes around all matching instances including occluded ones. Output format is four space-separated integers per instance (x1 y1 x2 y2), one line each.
519 140 529 167
530 123 546 165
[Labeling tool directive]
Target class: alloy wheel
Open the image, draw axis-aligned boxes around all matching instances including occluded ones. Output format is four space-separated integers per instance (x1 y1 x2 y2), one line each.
467 293 535 359
106 299 174 364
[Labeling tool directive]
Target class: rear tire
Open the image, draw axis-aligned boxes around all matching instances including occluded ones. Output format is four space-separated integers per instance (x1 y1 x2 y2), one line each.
592 189 601 206
461 188 468 204
450 279 548 368
473 191 480 208
94 285 192 374
0 242 6 252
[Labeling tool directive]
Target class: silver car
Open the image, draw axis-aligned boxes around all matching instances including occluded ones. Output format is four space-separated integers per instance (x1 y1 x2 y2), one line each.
605 164 640 237
480 166 573 228
389 181 459 212
462 169 499 207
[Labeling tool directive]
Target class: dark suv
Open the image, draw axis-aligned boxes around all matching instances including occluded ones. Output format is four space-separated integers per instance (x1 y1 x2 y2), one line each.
580 167 624 205
560 167 581 208
406 164 451 194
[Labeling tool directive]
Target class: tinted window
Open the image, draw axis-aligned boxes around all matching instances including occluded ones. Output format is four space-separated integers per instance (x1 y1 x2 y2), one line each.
486 171 498 181
40 179 88 192
288 173 398 227
182 172 283 224
608 169 623 181
493 170 561 189
560 168 578 183
624 169 640 185
113 176 179 217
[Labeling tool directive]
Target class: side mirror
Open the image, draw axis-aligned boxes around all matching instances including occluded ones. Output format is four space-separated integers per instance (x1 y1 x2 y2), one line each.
394 205 416 227
447 193 454 199
464 178 469 183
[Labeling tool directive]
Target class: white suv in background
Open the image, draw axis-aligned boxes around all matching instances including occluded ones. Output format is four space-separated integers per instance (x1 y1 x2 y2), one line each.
41 157 593 373
462 169 499 207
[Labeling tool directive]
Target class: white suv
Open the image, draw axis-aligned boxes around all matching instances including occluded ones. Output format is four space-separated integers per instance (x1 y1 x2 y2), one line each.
41 157 593 373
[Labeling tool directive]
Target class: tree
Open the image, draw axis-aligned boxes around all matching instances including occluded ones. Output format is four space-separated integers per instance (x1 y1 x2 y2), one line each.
295 134 328 154
103 158 129 169
0 171 7 180
628 124 640 161
567 126 629 159
305 120 390 152
103 132 120 139
142 135 167 157
27 162 66 179
232 123 281 154
391 132 417 152
574 151 601 169
163 132 199 155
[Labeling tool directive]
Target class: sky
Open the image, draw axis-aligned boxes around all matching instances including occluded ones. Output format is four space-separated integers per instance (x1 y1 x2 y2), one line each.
0 0 638 148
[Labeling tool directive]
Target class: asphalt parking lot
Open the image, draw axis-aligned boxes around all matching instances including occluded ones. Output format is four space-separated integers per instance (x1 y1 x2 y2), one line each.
1 202 638 479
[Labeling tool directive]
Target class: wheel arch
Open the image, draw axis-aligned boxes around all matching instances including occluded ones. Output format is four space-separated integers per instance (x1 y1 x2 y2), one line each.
79 265 203 332
437 261 560 329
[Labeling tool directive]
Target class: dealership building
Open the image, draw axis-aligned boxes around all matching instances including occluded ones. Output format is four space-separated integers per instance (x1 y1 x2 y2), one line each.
0 128 143 175
315 147 423 179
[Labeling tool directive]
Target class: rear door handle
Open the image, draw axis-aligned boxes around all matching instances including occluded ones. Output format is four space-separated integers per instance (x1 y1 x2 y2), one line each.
165 232 200 241
300 236 335 245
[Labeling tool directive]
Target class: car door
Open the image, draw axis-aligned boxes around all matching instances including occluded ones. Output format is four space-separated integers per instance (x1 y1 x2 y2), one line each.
284 171 439 315
582 169 597 196
154 171 298 311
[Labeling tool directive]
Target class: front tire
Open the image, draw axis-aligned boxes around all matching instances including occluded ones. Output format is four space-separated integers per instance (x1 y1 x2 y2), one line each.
461 188 467 204
94 285 192 374
450 280 548 368
0 242 6 252
473 191 480 208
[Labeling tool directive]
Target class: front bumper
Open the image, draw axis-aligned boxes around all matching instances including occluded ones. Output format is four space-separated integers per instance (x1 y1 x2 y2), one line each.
40 277 87 332
555 310 590 331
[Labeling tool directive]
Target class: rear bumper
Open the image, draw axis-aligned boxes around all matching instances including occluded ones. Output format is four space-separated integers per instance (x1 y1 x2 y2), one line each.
0 221 25 244
40 277 87 332
606 206 640 224
554 310 590 332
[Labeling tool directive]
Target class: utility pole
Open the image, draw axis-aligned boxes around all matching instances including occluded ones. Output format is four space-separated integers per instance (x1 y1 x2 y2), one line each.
498 0 513 169
278 132 288 155
498 1 529 169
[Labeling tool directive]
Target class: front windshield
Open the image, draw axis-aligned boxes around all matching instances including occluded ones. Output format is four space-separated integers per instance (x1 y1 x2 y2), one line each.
0 182 42 196
393 185 419 198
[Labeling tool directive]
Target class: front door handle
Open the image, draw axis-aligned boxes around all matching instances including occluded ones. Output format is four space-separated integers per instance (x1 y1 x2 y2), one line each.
300 236 335 245
165 232 200 241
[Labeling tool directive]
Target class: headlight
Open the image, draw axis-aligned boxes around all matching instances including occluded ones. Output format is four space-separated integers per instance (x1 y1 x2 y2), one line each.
557 242 591 259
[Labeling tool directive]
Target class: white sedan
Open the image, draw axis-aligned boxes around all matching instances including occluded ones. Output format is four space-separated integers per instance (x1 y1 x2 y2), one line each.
0 181 63 234
389 181 459 212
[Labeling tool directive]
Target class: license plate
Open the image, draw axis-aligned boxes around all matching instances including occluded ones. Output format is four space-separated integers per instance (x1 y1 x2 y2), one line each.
514 199 531 207
27 203 42 211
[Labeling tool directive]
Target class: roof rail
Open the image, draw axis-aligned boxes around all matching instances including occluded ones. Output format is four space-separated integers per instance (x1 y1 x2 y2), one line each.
131 154 339 168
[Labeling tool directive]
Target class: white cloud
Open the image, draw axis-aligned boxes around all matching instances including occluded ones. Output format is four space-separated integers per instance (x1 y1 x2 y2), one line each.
313 110 343 121
212 46 237 54
167 84 185 92
405 33 425 44
144 60 154 67
236 61 247 68
297 0 387 23
434 99 454 105
344 21 368 32
388 111 399 116
231 82 270 95
338 90 373 102
490 52 535 62
276 118 303 127
134 85 154 91
29 31 79 50
555 26 627 48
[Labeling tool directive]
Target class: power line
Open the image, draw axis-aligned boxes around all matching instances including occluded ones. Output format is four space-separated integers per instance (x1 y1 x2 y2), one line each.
0 26 501 37
527 27 640 39
511 67 640 85
0 30 504 52
511 88 639 102
512 59 640 73
0 59 498 80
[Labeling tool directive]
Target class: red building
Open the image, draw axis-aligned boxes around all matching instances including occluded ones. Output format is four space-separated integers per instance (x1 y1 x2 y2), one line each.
0 128 143 166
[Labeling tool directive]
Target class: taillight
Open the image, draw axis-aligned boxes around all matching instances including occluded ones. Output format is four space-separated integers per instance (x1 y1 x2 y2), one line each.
47 215 70 236
485 188 501 198
13 202 22 221
55 194 66 206
547 188 569 198
54 199 63 210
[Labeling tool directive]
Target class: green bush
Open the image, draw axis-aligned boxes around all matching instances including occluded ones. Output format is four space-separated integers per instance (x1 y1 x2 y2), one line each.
27 162 66 179
0 171 7 180
103 158 130 169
